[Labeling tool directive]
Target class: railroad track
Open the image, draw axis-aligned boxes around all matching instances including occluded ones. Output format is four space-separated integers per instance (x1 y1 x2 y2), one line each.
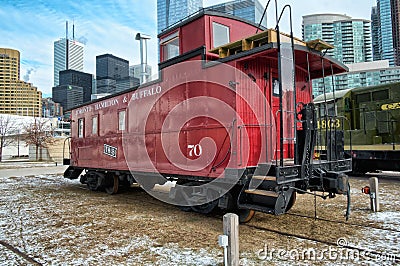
287 212 400 233
0 240 42 265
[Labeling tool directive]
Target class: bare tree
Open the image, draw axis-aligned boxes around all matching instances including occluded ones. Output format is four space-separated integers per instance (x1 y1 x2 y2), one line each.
0 115 17 162
24 117 54 161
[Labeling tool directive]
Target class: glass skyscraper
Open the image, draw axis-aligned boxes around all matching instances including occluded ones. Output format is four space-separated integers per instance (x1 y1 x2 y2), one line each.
373 0 400 65
206 0 267 27
157 0 203 34
377 0 395 65
371 6 381 61
53 38 84 87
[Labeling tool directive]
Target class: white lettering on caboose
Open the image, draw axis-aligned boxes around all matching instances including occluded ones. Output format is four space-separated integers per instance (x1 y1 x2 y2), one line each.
104 144 117 158
131 85 162 101
95 99 119 111
75 106 93 115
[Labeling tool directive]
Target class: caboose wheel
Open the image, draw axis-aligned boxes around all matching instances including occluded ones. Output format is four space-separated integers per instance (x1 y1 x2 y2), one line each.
237 209 255 223
174 181 219 214
191 200 218 214
105 175 119 195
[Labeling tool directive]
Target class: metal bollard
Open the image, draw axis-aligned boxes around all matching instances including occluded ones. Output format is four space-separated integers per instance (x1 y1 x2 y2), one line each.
361 177 380 212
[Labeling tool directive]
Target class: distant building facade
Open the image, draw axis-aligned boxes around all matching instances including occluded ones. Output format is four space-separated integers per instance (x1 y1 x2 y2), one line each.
130 64 152 81
206 0 267 27
52 85 83 110
54 37 84 86
59 69 93 103
96 54 138 94
157 0 203 34
0 48 42 117
313 60 400 94
42 98 63 118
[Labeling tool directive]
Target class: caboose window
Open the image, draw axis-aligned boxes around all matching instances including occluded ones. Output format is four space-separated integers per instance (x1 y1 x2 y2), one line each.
161 31 180 61
92 116 98 135
118 110 126 131
78 118 84 138
213 22 230 48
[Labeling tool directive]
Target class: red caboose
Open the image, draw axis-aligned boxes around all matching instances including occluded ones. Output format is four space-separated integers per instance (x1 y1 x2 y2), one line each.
64 10 351 222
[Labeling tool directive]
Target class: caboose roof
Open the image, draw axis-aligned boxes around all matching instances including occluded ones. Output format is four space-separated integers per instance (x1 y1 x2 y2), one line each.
158 9 266 38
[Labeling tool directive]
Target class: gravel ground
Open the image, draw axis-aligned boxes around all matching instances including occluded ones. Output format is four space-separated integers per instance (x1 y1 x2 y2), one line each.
0 170 399 265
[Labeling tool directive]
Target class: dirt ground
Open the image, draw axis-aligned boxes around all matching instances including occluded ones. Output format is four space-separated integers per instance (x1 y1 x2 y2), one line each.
0 170 399 265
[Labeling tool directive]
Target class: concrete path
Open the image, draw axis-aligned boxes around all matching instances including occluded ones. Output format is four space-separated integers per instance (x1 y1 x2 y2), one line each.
0 165 68 178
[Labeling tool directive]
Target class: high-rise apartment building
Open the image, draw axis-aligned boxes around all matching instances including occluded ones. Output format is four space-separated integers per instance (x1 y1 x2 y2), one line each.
313 60 400 93
206 0 267 27
333 19 372 64
157 0 203 34
303 14 372 64
0 48 42 117
53 23 84 86
303 14 372 95
302 14 351 58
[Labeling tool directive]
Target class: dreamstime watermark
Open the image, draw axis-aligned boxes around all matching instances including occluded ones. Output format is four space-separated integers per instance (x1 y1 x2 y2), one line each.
256 238 398 263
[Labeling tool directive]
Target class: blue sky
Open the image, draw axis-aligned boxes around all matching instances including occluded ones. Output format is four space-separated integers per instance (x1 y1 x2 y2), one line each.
1 0 375 97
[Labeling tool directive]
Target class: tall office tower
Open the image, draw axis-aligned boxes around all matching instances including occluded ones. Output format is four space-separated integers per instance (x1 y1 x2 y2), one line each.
302 14 372 65
52 85 83 111
0 48 42 117
157 0 203 34
59 69 93 103
371 6 381 61
206 0 267 27
96 54 130 94
53 22 84 86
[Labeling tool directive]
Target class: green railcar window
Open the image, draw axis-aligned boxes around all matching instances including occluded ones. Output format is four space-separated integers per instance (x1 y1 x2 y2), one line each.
356 93 371 103
372 90 389 101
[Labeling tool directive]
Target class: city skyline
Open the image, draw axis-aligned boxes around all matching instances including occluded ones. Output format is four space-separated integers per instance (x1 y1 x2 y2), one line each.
0 0 374 97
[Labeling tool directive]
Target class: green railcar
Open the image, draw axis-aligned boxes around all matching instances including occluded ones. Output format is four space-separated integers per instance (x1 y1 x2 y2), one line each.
314 82 400 174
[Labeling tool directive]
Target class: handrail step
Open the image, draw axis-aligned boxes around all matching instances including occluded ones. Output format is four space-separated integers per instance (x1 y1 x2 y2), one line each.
252 175 277 182
245 189 279 198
